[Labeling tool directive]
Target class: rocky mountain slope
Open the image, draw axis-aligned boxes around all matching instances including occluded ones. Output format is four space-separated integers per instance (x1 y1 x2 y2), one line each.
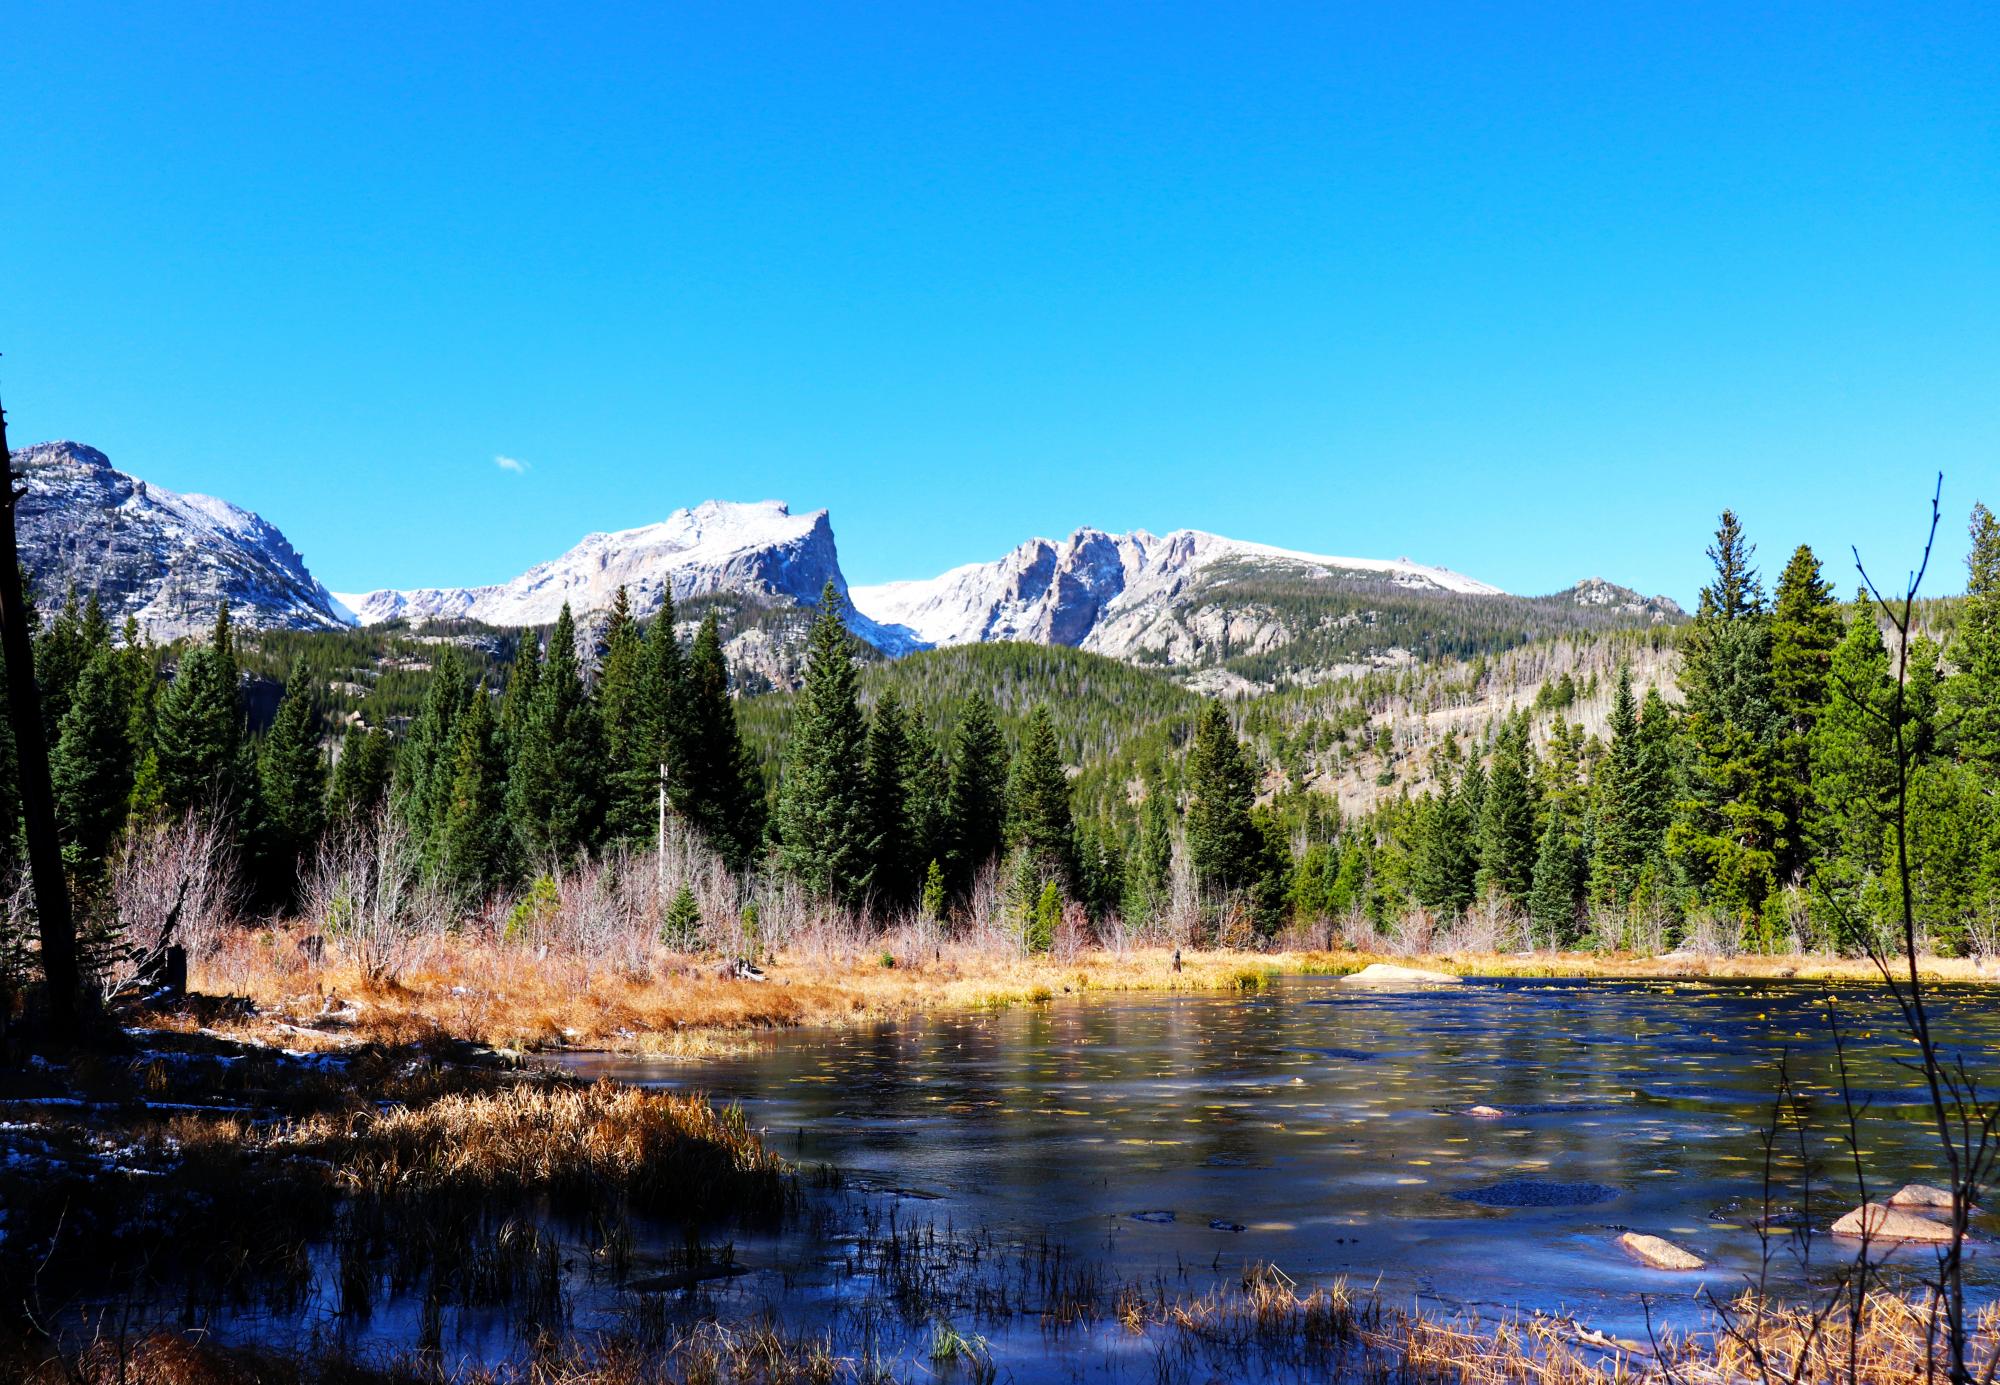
9 439 1681 689
8 441 347 638
849 527 1501 652
334 498 916 656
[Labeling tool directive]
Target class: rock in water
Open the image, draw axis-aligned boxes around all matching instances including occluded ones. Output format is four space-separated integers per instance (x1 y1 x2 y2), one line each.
1617 1232 1704 1270
1831 1203 1957 1243
1465 1104 1506 1118
1887 1183 1972 1213
1339 963 1463 987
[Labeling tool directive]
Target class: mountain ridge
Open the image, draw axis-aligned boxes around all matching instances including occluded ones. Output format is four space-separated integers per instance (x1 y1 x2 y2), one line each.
9 440 1684 684
8 440 348 638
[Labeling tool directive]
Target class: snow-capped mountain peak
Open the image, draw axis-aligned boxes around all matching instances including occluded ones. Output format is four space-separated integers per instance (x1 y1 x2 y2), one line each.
9 440 348 638
850 525 1503 651
335 497 916 651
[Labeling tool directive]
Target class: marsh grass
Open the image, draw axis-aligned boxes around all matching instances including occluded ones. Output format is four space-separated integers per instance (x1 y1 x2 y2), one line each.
178 931 1995 1058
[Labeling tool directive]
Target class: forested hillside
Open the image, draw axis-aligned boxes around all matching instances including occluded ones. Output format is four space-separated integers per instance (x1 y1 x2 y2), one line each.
15 499 2000 993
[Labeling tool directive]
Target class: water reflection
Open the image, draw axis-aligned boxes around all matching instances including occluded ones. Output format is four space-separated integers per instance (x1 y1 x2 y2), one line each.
566 976 2000 1333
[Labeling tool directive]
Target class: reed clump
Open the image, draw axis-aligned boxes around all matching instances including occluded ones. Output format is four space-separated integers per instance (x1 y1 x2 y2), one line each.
304 1079 790 1223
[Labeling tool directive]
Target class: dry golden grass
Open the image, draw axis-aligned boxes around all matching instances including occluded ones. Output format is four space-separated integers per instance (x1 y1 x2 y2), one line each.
295 1079 790 1220
183 928 1999 1055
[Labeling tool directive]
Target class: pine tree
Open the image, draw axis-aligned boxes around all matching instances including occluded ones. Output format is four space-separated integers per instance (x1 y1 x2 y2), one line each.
1809 597 1897 897
661 883 701 947
637 591 687 802
903 718 950 885
50 646 134 880
861 691 917 910
1185 701 1257 889
35 587 110 743
776 583 873 904
1670 511 1785 923
1588 667 1644 913
1409 768 1478 916
1122 782 1176 925
511 605 608 864
1007 705 1077 890
395 647 469 871
152 606 250 824
258 675 327 894
1769 544 1841 883
679 613 766 869
1942 502 2000 771
944 695 1008 893
438 684 511 900
1527 811 1585 942
327 722 394 825
597 587 654 844
1476 717 1538 903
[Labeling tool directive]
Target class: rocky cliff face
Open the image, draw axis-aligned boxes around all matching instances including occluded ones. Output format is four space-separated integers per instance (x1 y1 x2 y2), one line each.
1557 577 1684 622
335 498 917 654
9 441 347 638
851 526 1504 656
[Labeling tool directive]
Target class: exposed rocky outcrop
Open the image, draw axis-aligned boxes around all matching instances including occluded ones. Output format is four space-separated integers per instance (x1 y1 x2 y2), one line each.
9 441 348 639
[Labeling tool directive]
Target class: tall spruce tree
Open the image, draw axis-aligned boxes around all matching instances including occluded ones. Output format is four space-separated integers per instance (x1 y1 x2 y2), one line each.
944 695 1009 893
637 591 687 807
152 606 251 824
258 675 327 896
903 717 950 887
511 604 607 864
1769 544 1841 884
327 722 394 825
1942 502 2000 772
596 587 654 844
1588 667 1645 913
776 584 873 903
1809 596 1897 898
1670 510 1786 924
1476 716 1538 904
1527 811 1586 942
439 685 511 900
1409 768 1478 916
50 645 134 880
678 613 766 869
861 691 918 910
1007 704 1077 890
1185 701 1258 891
1122 779 1176 925
395 647 469 871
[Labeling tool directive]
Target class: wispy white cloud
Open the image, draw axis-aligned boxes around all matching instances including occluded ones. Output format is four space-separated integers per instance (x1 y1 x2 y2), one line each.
494 454 530 474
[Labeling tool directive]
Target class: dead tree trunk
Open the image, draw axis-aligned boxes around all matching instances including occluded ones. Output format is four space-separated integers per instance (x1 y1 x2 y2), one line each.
0 389 78 1037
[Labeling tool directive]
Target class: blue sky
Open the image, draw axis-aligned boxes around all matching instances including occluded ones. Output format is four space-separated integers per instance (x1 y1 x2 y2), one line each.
4 3 1993 604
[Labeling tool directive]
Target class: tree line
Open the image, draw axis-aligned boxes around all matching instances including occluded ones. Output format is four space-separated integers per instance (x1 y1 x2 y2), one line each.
19 501 2000 959
1299 505 2000 953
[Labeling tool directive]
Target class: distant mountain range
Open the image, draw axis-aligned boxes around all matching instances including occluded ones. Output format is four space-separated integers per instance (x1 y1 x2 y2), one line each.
10 440 1683 685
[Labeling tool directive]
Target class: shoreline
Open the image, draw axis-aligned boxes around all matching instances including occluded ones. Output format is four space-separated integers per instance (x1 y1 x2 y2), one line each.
178 933 1999 1057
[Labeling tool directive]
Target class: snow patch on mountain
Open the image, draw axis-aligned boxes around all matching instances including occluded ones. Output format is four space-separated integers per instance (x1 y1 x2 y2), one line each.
338 499 921 651
9 441 348 638
851 526 1503 652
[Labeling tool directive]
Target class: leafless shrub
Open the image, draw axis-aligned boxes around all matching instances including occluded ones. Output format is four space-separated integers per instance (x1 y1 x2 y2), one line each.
300 810 449 984
106 811 241 990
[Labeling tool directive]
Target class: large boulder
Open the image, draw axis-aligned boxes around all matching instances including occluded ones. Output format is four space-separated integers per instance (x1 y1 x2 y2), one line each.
1617 1232 1704 1270
1831 1203 1956 1243
1339 963 1463 987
